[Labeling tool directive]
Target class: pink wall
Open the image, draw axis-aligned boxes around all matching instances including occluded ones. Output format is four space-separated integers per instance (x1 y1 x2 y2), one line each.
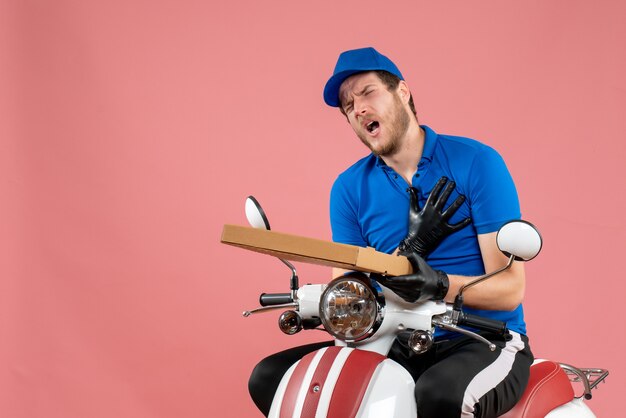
2 1 624 416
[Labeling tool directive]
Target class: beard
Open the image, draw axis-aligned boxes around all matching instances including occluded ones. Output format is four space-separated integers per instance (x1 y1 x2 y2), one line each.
357 94 411 157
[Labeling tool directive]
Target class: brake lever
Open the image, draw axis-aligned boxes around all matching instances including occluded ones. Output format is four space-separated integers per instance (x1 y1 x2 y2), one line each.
432 318 497 351
243 302 298 317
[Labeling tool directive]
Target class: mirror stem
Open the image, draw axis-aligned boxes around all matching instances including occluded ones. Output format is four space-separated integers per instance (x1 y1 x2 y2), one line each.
279 258 299 297
453 255 515 312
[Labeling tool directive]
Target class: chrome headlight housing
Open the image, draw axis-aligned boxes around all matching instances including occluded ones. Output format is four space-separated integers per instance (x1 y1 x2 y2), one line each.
319 273 383 342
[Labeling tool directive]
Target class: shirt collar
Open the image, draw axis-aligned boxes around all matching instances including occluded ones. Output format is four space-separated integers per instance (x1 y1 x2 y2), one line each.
420 125 437 162
375 155 388 168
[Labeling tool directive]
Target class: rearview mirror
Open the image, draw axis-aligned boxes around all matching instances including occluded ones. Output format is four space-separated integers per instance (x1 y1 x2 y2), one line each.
244 195 299 295
245 196 271 230
496 220 542 261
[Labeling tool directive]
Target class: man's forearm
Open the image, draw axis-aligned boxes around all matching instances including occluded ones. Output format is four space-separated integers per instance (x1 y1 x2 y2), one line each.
445 265 525 311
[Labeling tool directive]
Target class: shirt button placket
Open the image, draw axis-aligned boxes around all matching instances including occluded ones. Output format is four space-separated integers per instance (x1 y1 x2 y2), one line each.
412 162 424 188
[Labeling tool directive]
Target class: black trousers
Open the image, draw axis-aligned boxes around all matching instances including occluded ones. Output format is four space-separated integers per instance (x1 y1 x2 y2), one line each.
248 332 533 418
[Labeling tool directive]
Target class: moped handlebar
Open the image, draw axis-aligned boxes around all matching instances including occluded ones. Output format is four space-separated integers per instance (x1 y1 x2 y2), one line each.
457 313 509 337
260 293 293 306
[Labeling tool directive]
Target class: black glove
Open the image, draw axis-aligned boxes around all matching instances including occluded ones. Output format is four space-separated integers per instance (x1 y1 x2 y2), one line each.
372 252 449 303
398 176 471 257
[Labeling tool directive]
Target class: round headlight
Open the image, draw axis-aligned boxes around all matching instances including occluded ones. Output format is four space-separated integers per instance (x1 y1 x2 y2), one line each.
319 275 380 342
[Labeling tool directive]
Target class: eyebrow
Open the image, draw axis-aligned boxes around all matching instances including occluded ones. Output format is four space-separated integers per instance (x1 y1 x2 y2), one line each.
355 84 376 97
341 84 376 108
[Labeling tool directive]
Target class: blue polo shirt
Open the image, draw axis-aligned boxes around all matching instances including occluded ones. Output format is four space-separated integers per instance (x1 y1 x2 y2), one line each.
330 125 526 335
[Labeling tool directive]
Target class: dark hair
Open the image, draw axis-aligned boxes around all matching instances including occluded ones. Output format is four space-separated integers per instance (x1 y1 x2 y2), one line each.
338 70 417 119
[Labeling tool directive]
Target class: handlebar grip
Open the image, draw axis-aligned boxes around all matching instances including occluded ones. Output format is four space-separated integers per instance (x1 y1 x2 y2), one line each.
259 293 293 306
458 313 509 336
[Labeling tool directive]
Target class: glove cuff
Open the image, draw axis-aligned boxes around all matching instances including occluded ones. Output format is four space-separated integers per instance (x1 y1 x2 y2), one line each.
432 270 449 301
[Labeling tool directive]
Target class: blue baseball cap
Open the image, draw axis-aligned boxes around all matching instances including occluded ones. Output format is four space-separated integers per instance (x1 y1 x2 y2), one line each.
323 47 404 107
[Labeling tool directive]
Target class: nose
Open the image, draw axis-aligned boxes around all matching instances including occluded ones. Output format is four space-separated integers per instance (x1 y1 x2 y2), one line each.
353 97 368 115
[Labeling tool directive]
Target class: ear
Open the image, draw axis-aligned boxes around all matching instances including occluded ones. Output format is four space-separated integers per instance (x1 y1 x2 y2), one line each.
397 80 411 105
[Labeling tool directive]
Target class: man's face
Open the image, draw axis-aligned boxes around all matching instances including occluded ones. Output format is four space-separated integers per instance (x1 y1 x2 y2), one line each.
338 72 411 157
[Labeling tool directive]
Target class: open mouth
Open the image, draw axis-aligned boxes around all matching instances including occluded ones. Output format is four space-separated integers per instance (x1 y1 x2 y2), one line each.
366 121 380 133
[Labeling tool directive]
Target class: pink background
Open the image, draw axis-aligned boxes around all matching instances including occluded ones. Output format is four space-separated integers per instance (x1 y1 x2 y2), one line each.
2 1 624 417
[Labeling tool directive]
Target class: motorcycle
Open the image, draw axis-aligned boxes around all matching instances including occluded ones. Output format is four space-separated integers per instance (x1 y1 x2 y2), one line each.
233 196 609 418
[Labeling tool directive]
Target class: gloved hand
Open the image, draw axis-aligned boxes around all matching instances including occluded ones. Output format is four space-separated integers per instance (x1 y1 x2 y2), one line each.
398 176 471 257
372 252 449 303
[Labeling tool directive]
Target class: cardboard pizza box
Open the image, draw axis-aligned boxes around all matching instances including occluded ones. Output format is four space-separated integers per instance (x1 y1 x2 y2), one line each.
221 224 411 276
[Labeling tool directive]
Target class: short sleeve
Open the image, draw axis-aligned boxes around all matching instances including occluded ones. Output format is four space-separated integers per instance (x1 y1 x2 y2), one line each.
468 146 521 234
329 176 367 246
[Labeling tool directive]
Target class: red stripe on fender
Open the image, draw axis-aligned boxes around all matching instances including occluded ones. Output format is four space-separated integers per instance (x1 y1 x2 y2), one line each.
299 347 342 418
279 350 316 418
326 350 387 418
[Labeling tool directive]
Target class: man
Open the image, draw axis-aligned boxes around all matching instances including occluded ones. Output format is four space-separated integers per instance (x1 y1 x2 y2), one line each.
249 47 532 418
326 47 532 417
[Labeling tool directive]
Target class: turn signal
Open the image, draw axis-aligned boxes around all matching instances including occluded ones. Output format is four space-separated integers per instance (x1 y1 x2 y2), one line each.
278 310 302 335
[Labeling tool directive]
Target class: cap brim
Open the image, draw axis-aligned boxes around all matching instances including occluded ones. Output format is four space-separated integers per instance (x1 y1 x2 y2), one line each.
323 69 363 107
